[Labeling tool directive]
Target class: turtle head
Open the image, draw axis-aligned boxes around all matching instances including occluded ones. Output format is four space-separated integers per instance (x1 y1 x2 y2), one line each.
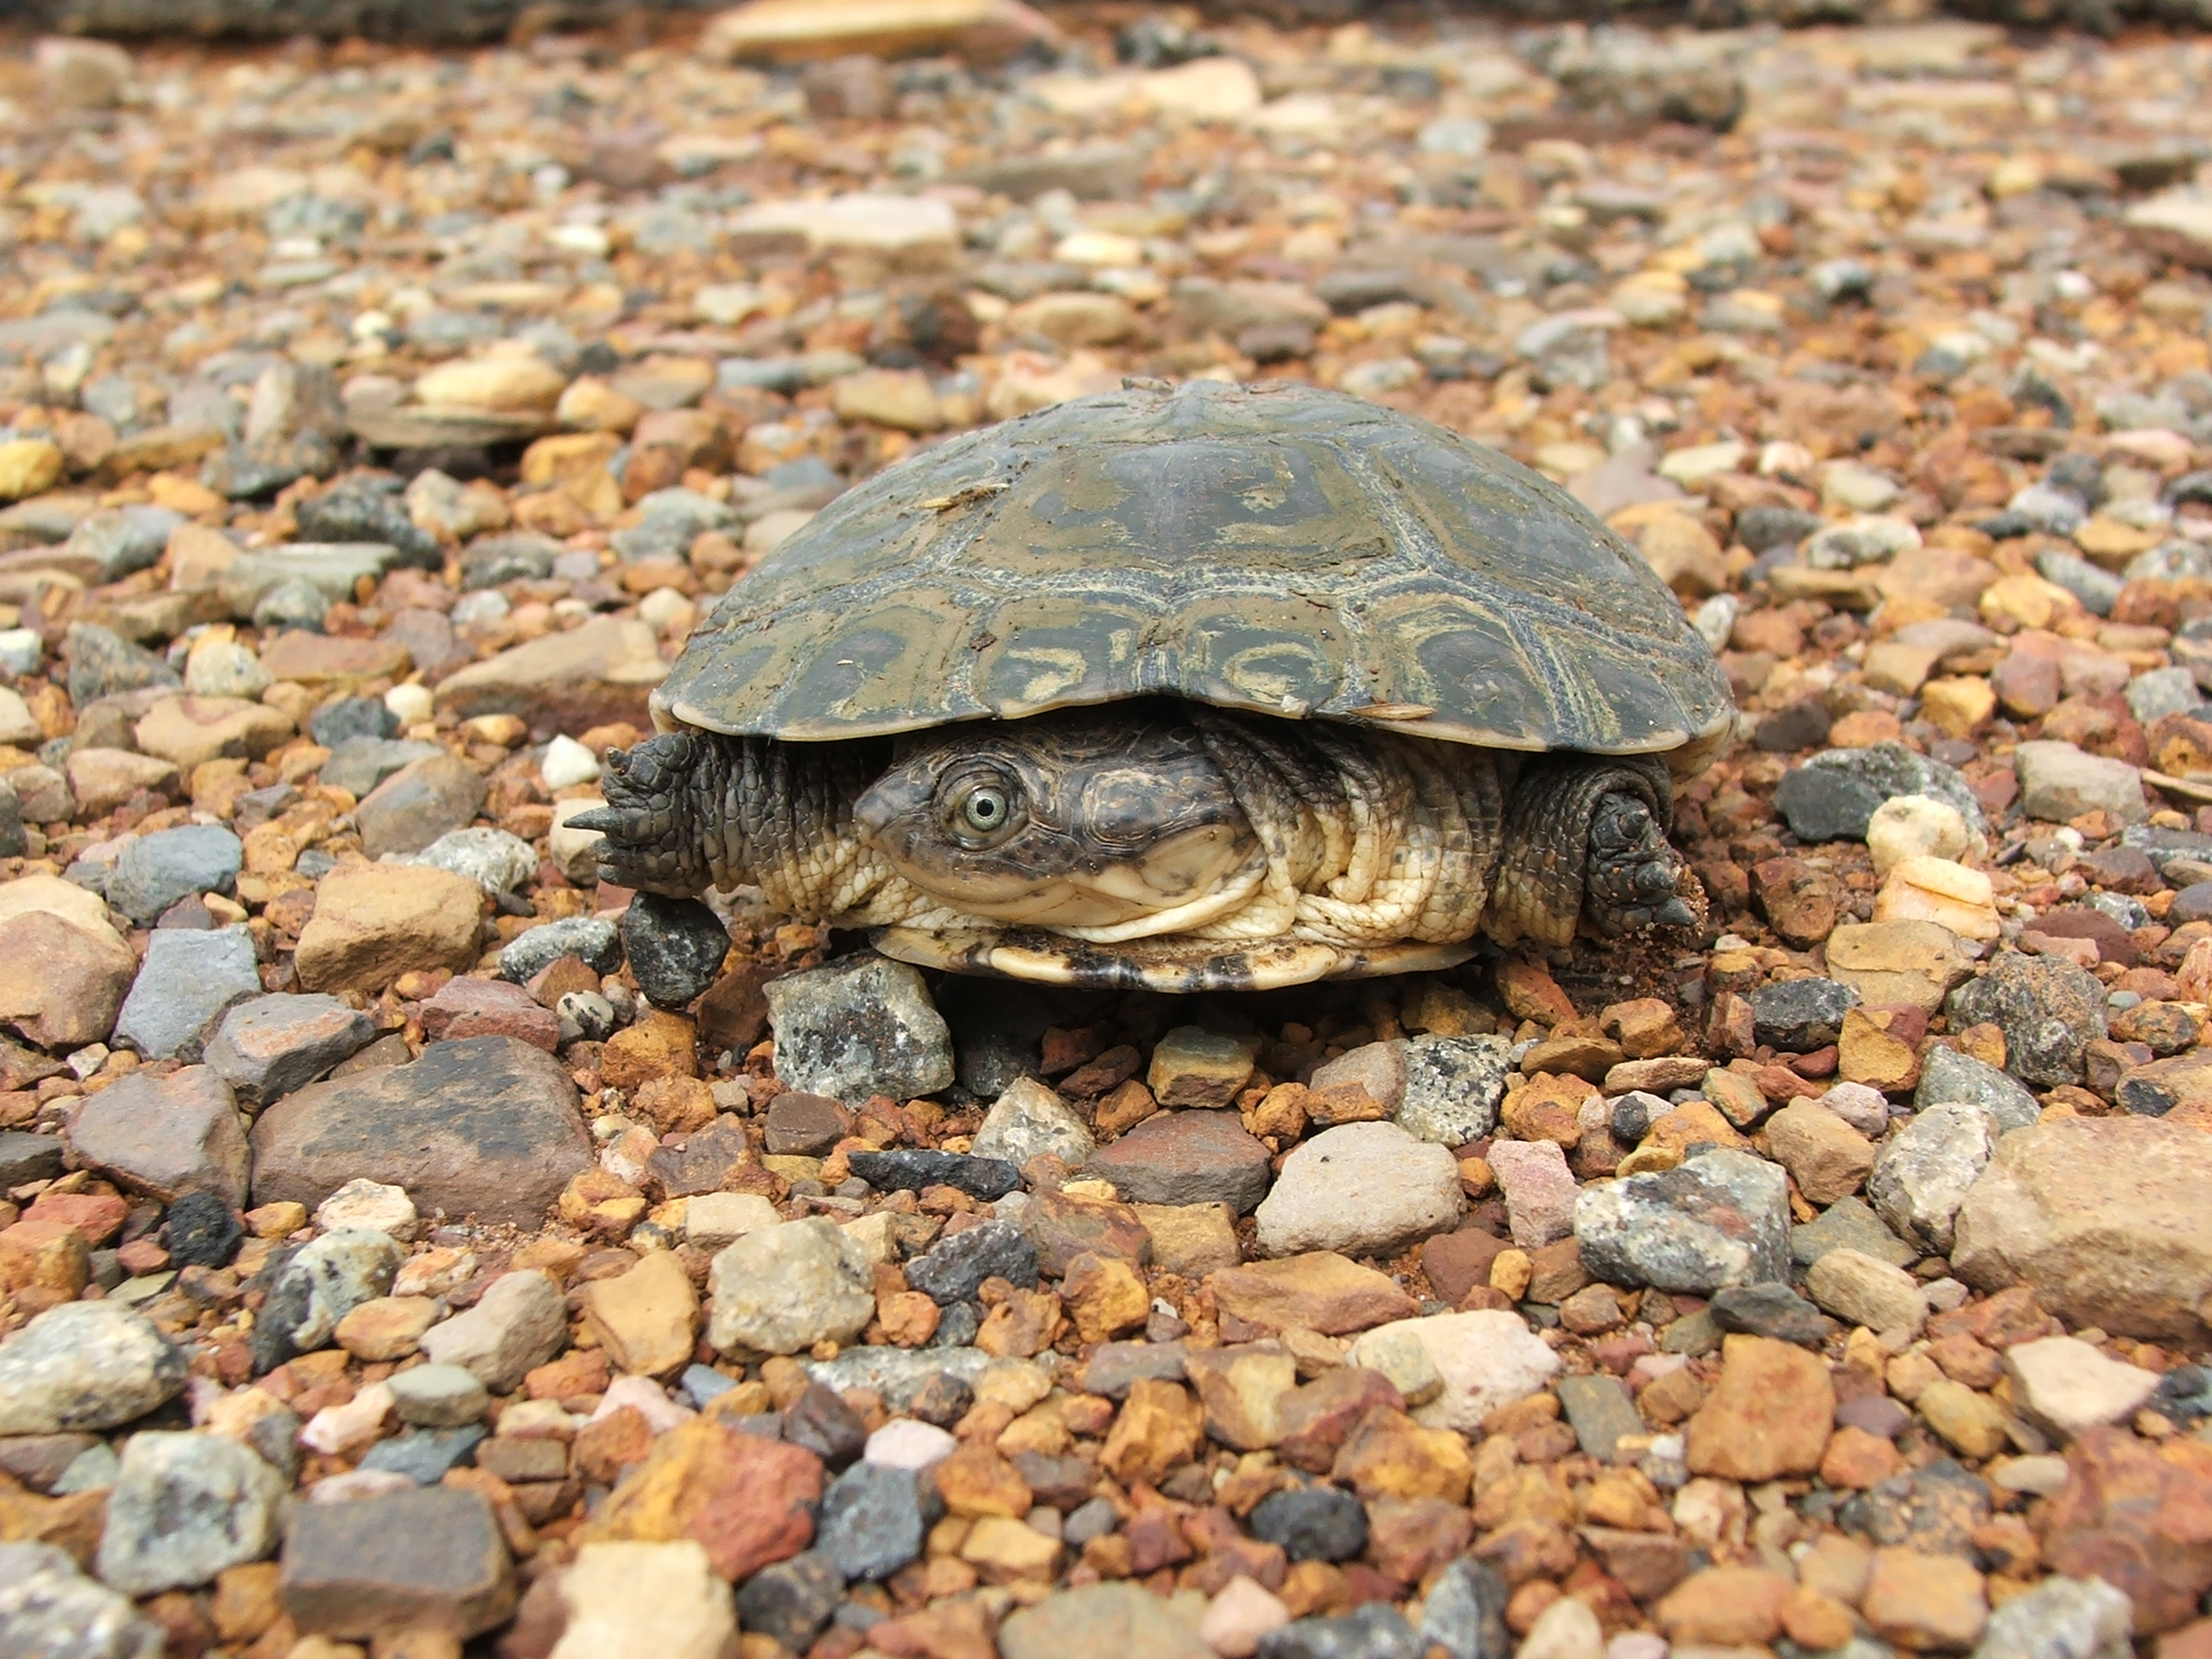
853 708 1265 937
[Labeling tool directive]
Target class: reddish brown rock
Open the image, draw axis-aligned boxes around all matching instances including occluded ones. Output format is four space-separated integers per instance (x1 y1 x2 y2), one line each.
1683 1335 1835 1481
579 1418 823 1579
421 977 560 1051
1208 1254 1417 1337
2046 1427 2212 1633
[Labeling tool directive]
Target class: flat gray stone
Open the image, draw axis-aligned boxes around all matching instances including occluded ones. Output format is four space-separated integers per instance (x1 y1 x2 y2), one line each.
114 925 261 1059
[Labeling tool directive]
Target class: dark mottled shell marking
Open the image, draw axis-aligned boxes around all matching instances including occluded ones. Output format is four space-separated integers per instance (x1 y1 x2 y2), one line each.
657 381 1732 756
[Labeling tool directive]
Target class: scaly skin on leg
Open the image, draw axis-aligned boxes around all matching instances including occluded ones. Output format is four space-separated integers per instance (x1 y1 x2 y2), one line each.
1484 756 1703 951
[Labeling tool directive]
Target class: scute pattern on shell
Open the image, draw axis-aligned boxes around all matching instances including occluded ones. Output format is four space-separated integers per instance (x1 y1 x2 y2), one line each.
657 380 1734 757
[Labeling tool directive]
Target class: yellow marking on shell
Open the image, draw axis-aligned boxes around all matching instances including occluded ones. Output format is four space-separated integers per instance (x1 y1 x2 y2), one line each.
998 646 1092 709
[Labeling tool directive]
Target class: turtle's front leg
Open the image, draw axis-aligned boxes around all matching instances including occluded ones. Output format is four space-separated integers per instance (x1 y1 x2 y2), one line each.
1483 757 1704 950
570 732 729 897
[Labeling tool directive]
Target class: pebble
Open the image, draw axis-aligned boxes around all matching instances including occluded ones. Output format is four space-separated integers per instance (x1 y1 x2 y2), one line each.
717 1551 843 1649
1955 1117 2212 1340
1915 1045 2041 1134
0 1300 186 1434
708 1215 876 1355
420 1269 571 1393
1945 954 2108 1088
817 1460 939 1582
2015 740 2149 827
1254 1123 1461 1258
1250 1486 1368 1563
295 863 486 992
1486 1137 1580 1248
618 893 731 1008
1750 977 1860 1051
1772 744 1984 844
279 1485 517 1644
971 1076 1097 1168
762 955 954 1102
905 1220 1039 1305
498 915 622 983
0 1542 162 1659
113 924 261 1059
65 1064 251 1207
1393 1034 1512 1145
1683 1334 1835 1481
1085 1110 1273 1214
1805 1247 1932 1336
1972 1574 2132 1659
105 825 242 926
249 1035 592 1230
544 1539 739 1659
387 1364 491 1428
1516 1597 1605 1659
1203 1575 1293 1659
251 1228 403 1371
1762 1100 1876 1206
1868 1102 2000 1255
203 992 377 1106
1146 1026 1262 1107
2005 1336 2161 1441
410 826 536 894
95 1431 285 1595
314 1177 419 1240
1574 1147 1791 1293
1375 1309 1560 1431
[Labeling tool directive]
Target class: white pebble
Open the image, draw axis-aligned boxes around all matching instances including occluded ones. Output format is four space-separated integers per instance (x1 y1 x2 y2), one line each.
866 1418 957 1470
0 628 44 678
1866 793 1974 878
542 733 602 791
384 682 434 727
313 1178 419 1242
637 586 696 634
300 1381 393 1456
591 1374 693 1434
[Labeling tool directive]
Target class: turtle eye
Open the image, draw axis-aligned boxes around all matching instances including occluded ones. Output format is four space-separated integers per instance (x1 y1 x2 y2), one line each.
940 769 1024 847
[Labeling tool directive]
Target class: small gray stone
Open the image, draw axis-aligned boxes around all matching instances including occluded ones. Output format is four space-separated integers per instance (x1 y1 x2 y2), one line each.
802 1346 989 1413
2126 665 2204 725
67 506 185 581
1869 1103 2001 1256
1971 1574 2130 1659
498 915 621 983
709 1216 875 1356
1555 1374 1644 1463
1751 977 1859 1051
1710 1281 1835 1346
277 1485 516 1644
1916 1044 2041 1135
904 1221 1039 1306
320 737 442 798
1393 1034 1510 1146
95 1432 285 1596
356 754 488 861
252 1228 403 1372
65 623 180 709
114 925 261 1059
1258 1604 1422 1659
763 955 953 1103
1792 1195 1918 1270
971 1077 1095 1169
203 992 376 1107
1573 1147 1791 1293
0 1302 187 1435
408 827 535 894
106 826 242 926
387 1364 491 1427
1419 1558 1509 1659
817 1461 940 1582
2015 740 2148 828
65 1064 250 1207
418 1270 569 1394
2036 547 2124 617
735 1551 845 1652
1771 742 1985 844
359 1425 487 1485
618 892 731 1008
1946 954 2108 1088
0 1541 162 1659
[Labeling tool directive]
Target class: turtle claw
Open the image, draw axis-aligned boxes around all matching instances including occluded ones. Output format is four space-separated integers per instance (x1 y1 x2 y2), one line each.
570 734 715 896
1655 897 1700 929
1584 785 1702 939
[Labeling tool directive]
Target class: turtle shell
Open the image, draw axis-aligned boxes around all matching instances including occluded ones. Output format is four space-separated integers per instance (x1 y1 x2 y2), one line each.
656 380 1733 760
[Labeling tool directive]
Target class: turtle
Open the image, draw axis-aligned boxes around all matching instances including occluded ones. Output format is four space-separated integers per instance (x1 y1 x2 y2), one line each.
574 379 1735 992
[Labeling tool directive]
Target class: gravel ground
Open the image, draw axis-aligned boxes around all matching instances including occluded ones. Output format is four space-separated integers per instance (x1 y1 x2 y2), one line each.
2 9 2212 1659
